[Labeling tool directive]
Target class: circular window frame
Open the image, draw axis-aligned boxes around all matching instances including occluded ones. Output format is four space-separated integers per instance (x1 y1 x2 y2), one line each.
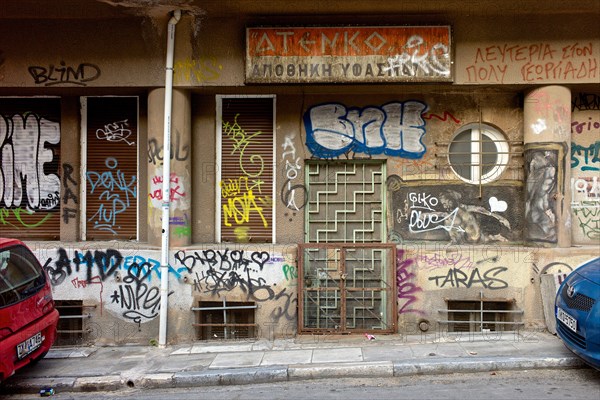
448 122 509 185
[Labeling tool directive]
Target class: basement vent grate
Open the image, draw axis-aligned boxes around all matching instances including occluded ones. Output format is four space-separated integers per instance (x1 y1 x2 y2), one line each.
439 298 524 333
192 300 257 340
54 300 95 346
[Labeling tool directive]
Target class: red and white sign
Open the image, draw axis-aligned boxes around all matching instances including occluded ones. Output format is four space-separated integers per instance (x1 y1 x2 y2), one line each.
246 26 452 83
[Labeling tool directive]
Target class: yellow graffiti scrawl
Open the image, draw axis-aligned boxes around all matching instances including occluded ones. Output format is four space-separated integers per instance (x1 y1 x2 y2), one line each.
220 110 273 240
222 189 268 227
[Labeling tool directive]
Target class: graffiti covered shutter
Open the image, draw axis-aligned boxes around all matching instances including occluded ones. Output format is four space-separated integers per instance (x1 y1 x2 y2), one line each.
0 98 61 239
85 97 138 240
219 97 274 243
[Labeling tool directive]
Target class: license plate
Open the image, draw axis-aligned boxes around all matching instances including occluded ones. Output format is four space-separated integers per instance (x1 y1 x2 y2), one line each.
557 307 577 333
17 332 44 360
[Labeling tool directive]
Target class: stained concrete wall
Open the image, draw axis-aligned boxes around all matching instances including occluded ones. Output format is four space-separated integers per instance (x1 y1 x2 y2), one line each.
1 3 598 345
1 12 598 88
7 88 599 344
29 243 297 345
570 97 600 244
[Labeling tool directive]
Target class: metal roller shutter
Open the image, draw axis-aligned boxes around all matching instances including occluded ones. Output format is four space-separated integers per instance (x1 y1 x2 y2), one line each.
0 98 61 239
85 97 138 240
220 97 274 243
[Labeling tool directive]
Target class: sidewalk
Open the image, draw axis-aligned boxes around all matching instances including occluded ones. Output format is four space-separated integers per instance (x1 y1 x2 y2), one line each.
1 331 586 394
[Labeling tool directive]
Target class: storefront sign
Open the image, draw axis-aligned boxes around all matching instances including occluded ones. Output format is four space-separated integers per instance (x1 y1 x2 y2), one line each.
246 26 452 83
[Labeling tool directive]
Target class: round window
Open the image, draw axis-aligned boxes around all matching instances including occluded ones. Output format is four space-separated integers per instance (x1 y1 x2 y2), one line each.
448 123 509 184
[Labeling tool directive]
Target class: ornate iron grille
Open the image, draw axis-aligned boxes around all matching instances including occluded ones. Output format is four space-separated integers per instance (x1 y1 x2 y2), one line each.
305 161 385 243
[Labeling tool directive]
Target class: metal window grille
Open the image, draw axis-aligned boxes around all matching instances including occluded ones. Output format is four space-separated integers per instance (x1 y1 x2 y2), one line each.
305 160 386 243
54 300 95 346
435 121 524 197
192 300 257 340
298 244 396 334
438 296 523 333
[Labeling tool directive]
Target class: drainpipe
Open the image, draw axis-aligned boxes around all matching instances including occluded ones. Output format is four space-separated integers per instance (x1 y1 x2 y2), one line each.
159 9 181 348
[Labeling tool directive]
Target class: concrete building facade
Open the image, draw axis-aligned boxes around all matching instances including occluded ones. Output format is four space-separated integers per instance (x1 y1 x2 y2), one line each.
0 0 598 345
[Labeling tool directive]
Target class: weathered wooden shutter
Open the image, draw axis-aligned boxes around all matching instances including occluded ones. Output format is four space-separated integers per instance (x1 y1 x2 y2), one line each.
220 97 274 242
0 98 61 239
85 97 138 240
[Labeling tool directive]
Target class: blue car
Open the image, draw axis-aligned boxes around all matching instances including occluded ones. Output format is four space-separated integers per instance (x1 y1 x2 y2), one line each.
555 257 600 370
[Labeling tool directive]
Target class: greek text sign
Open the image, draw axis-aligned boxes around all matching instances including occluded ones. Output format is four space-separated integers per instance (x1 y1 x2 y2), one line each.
246 26 452 83
459 41 599 84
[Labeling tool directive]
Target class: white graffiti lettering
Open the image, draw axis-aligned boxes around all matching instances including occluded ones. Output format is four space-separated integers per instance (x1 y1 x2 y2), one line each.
384 35 450 77
96 119 135 146
0 114 60 210
304 101 428 159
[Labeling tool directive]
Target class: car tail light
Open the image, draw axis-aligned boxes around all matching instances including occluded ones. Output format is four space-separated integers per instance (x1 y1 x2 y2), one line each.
42 298 55 315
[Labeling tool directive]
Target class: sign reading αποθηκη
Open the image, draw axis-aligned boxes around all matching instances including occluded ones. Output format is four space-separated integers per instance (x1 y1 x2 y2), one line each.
246 26 452 83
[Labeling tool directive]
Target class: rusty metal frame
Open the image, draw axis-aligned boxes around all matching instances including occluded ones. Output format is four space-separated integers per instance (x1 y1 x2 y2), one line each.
54 302 97 344
298 243 397 335
192 299 257 340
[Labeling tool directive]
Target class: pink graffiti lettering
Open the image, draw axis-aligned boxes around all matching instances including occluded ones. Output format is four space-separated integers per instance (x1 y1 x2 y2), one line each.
396 251 424 315
422 111 460 124
149 174 187 202
70 275 104 315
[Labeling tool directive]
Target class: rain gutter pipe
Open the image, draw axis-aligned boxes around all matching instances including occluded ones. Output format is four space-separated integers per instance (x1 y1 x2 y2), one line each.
159 9 181 348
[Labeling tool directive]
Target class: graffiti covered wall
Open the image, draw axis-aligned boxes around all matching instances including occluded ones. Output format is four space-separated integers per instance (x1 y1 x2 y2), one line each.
32 244 297 344
219 98 274 243
571 93 600 243
388 180 523 244
394 244 538 332
304 101 428 159
394 245 600 333
0 99 62 238
174 247 298 336
458 40 599 85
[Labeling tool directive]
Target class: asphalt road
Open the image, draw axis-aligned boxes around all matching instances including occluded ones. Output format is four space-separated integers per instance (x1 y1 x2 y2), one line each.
4 367 600 400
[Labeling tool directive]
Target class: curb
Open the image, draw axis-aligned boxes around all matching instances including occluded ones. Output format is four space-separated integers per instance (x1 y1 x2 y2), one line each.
2 355 586 394
393 356 586 376
1 377 76 394
73 375 123 392
129 373 175 389
289 361 393 380
172 366 288 387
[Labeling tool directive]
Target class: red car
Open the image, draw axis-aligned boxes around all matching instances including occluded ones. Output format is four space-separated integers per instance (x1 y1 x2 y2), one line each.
0 238 59 382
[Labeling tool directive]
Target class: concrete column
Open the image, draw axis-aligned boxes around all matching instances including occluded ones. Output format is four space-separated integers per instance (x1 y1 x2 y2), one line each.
147 88 192 247
523 86 571 247
60 96 80 241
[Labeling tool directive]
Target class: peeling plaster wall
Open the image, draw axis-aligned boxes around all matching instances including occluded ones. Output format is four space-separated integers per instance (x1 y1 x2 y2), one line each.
570 93 600 244
396 245 600 336
1 11 598 88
